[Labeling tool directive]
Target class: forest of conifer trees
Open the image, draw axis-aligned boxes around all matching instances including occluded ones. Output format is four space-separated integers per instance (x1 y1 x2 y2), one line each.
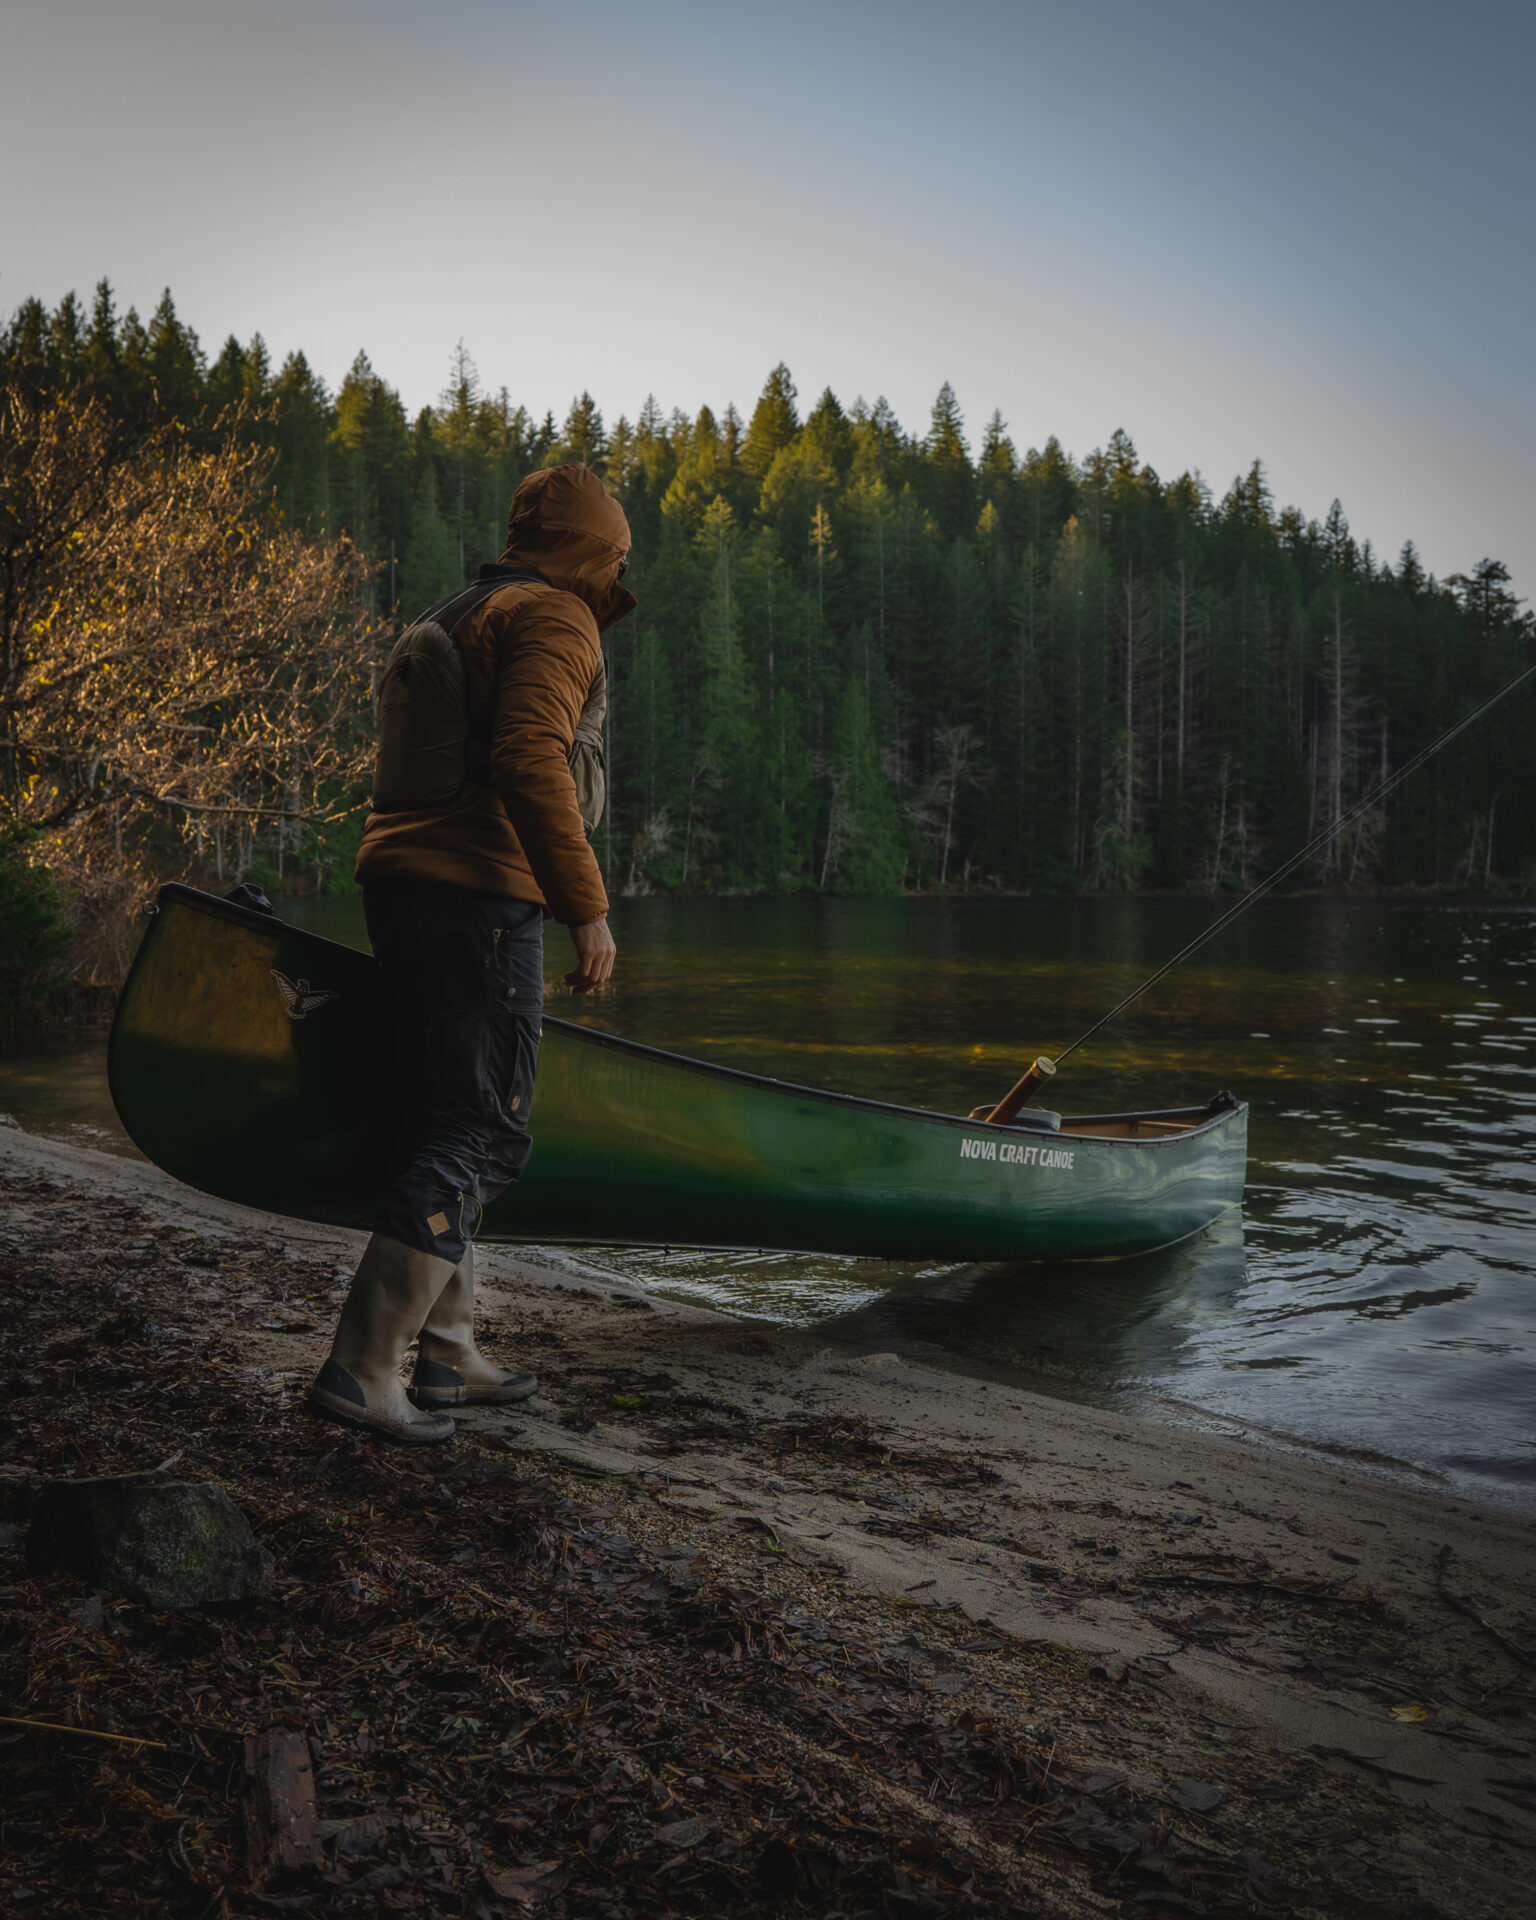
4 281 1533 904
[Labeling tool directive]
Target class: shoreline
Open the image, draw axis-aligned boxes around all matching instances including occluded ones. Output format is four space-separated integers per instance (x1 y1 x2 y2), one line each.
6 1106 1512 1521
4 1126 1535 1915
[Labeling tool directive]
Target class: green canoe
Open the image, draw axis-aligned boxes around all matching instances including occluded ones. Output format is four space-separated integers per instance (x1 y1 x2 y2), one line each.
108 884 1247 1263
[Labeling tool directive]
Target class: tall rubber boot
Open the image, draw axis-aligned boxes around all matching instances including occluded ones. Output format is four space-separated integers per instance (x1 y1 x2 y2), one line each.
306 1233 456 1443
410 1244 538 1407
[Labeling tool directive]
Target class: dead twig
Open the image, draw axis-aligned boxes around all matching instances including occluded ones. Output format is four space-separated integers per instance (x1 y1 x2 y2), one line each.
1136 1573 1352 1605
1435 1545 1535 1669
1309 1745 1442 1786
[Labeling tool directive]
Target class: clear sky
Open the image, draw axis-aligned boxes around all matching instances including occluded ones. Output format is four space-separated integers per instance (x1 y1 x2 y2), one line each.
5 0 1533 592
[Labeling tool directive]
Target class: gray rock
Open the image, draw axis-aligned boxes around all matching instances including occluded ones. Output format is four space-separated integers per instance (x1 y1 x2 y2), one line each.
26 1475 273 1606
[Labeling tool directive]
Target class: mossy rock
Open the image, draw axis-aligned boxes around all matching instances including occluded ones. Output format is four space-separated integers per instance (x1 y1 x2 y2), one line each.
26 1475 274 1606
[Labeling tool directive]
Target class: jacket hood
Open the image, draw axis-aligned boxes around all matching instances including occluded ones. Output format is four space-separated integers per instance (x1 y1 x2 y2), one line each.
500 464 637 632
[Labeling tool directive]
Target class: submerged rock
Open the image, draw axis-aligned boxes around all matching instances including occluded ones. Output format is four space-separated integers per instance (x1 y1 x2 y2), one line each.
26 1475 273 1606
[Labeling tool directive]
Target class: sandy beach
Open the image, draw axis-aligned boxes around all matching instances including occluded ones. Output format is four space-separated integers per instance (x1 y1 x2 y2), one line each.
3 1122 1534 1917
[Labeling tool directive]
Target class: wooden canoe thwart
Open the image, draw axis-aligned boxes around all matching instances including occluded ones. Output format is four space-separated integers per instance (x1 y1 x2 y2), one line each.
108 886 1248 1264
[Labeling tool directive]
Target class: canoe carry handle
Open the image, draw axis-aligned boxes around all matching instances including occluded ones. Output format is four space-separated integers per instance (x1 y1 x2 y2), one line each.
974 1054 1057 1126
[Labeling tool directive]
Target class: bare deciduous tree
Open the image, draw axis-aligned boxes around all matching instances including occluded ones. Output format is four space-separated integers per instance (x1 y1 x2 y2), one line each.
909 724 984 889
0 390 377 974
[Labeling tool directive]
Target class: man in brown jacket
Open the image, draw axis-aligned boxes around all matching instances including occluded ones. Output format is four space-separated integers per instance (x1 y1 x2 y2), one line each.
307 465 635 1443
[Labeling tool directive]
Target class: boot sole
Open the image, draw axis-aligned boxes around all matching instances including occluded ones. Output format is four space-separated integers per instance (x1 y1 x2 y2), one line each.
306 1390 455 1445
408 1381 539 1409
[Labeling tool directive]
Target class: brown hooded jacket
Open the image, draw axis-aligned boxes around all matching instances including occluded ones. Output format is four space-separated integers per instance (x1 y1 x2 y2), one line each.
354 466 635 923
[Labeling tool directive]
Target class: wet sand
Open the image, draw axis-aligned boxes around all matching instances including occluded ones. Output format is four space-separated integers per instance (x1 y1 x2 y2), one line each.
4 1123 1535 1917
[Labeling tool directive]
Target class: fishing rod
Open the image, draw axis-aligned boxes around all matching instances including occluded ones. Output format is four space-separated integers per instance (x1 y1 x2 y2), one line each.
982 654 1536 1125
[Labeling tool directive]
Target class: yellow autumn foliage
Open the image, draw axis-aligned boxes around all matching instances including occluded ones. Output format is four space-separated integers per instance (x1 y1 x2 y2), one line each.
0 391 378 976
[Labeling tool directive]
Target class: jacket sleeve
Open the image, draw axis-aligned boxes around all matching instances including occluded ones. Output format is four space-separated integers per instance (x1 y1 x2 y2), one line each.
490 593 609 925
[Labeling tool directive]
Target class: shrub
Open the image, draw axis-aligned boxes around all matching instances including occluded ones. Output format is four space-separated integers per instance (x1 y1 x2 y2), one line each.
0 839 71 1024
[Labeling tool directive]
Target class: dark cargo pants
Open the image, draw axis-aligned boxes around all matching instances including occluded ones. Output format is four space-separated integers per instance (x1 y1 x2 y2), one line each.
363 879 543 1263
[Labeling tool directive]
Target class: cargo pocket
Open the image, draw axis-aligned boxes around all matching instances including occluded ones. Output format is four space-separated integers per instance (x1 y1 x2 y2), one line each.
505 1015 540 1126
480 1014 541 1197
489 912 544 1018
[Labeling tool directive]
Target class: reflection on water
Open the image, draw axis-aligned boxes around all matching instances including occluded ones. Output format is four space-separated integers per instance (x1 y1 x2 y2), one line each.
0 1041 125 1158
3 894 1533 1507
833 1212 1253 1399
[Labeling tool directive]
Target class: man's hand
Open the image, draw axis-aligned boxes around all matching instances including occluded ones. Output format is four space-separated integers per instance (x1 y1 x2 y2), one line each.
565 916 616 993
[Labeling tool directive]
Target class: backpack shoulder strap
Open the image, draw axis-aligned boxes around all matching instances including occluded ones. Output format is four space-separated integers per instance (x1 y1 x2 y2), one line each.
410 565 547 635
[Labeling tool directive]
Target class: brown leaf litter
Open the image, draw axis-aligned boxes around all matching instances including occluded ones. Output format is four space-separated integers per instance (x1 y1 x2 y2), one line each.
2 1133 1535 1918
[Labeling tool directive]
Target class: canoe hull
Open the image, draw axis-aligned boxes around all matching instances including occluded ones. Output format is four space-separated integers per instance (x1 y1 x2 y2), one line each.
108 887 1247 1263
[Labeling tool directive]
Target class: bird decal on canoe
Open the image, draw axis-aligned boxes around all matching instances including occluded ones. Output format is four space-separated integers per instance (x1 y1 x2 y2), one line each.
271 968 341 1021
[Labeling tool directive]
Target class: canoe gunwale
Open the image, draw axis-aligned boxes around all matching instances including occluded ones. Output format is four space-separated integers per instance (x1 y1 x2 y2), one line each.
551 1019 1239 1146
142 882 1247 1151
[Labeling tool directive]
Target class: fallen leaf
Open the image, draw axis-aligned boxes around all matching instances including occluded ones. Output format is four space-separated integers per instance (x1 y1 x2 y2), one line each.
351 1866 405 1891
484 1860 569 1905
335 1814 393 1856
1170 1779 1222 1811
654 1815 716 1849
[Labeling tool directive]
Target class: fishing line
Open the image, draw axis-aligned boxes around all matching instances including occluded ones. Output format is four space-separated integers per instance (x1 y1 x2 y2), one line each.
1050 655 1536 1070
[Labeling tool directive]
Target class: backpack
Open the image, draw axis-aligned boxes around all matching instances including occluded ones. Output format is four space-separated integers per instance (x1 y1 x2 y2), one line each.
372 566 607 836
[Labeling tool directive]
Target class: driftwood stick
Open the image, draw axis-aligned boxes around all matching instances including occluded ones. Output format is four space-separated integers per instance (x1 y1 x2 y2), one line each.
242 1727 317 1886
1434 1546 1535 1669
0 1711 171 1750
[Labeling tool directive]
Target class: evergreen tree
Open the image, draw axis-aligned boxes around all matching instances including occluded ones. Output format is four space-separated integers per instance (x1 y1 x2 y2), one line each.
802 387 853 484
684 496 767 886
923 381 973 539
144 288 205 418
560 390 606 468
612 624 682 890
822 679 904 892
741 363 799 479
1020 435 1078 548
661 406 734 523
403 463 460 613
849 395 906 491
332 351 410 585
436 342 482 583
207 335 260 413
1447 558 1527 645
269 351 332 530
83 280 122 396
47 291 84 385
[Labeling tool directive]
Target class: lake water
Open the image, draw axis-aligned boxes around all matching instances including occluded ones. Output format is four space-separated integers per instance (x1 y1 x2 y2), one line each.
3 894 1533 1508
